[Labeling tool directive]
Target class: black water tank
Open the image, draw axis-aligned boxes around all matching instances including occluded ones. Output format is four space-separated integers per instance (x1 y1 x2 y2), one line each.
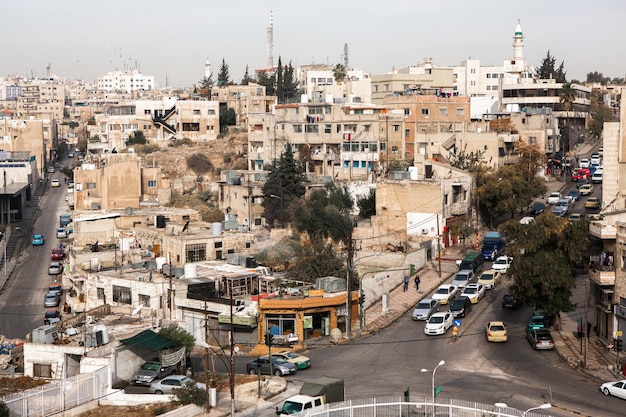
156 215 166 228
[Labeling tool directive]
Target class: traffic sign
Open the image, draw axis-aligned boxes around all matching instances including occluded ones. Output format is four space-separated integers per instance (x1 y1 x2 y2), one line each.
453 319 462 327
434 385 443 397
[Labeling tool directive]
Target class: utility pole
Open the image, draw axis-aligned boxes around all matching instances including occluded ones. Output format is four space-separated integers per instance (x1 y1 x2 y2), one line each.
229 285 235 416
436 215 442 277
204 300 210 412
583 278 589 368
345 235 354 338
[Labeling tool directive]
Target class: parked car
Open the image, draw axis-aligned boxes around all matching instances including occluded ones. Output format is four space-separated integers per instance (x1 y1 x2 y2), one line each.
48 262 62 275
412 299 440 321
245 356 297 376
449 296 472 318
51 179 60 187
547 192 562 205
477 270 501 290
44 292 60 308
527 315 547 331
451 270 475 288
51 248 64 260
485 321 508 342
68 152 74 158
56 227 68 239
46 166 55 173
32 234 44 246
148 375 206 395
526 328 555 350
461 284 485 304
492 256 513 274
44 309 61 325
585 197 600 209
48 283 62 296
423 312 454 336
431 284 459 305
133 361 178 386
529 202 546 216
600 380 626 400
519 216 535 225
501 294 521 309
579 184 594 196
271 352 311 369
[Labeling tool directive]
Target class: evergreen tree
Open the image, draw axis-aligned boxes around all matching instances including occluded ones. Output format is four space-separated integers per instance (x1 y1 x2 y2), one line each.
197 74 213 98
536 50 567 82
217 58 230 87
261 146 306 228
257 70 276 96
276 57 285 103
283 62 299 103
241 65 252 85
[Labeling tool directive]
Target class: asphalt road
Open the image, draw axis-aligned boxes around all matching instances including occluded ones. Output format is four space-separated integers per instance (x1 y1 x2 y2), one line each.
0 169 69 339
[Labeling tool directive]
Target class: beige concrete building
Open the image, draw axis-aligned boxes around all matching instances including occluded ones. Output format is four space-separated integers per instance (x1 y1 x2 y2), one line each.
210 83 276 127
217 170 267 231
0 118 53 175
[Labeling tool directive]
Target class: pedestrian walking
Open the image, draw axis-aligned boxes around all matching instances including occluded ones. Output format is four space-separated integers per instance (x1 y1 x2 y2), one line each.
451 325 459 343
414 275 421 291
403 275 409 292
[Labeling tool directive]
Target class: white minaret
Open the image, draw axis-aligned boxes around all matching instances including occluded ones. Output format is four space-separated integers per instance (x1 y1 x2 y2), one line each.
205 60 212 79
513 20 524 61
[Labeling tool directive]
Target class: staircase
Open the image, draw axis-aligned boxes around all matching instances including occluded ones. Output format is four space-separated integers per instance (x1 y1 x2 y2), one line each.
153 105 177 134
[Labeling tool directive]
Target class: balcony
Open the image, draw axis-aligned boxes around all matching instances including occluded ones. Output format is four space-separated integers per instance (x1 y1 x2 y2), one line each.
589 221 616 240
588 266 615 286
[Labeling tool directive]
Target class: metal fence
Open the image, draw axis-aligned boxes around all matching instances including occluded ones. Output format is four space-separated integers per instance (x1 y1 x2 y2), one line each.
2 366 109 417
303 396 552 417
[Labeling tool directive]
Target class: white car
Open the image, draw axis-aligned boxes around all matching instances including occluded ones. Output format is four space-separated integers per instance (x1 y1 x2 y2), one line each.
431 284 459 305
461 284 486 304
492 256 513 274
423 312 454 335
547 192 562 205
601 379 626 400
579 158 590 168
451 270 475 288
592 170 603 183
51 179 60 187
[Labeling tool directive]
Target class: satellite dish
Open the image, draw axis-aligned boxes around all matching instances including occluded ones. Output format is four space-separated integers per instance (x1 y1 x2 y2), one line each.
131 305 143 316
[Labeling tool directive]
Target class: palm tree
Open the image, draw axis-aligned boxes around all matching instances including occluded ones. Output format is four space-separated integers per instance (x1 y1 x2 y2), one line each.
559 83 576 153
333 64 347 84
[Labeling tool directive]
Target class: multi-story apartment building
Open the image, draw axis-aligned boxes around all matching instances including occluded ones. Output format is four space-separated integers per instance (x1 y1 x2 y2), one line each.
210 83 276 127
299 64 372 105
217 170 267 231
96 70 155 93
371 68 455 105
247 102 404 180
0 117 55 176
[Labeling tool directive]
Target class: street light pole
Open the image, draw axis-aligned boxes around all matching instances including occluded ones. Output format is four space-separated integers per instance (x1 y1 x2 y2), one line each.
269 194 284 228
494 402 551 417
421 359 445 416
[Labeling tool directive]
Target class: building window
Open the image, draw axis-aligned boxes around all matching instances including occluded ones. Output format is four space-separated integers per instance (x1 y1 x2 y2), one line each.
86 182 96 189
404 108 410 115
492 85 498 91
456 108 465 116
292 125 302 133
148 180 156 187
470 68 476 74
33 363 52 378
486 74 491 79
216 250 223 259
139 294 150 307
421 108 429 116
304 124 319 133
112 285 132 305
214 241 223 248
393 125 400 132
186 243 207 263
208 109 216 115
486 86 491 91
97 288 105 299
470 81 476 86
384 84 390 91
193 109 201 115
405 129 410 138
324 124 332 134
254 218 262 226
182 123 200 131
529 136 537 144
439 108 448 116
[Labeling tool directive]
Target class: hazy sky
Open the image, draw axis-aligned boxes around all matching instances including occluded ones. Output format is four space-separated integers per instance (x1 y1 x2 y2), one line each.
2 0 624 88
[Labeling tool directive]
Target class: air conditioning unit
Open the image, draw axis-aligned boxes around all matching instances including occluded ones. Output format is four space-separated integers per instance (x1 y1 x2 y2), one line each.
421 228 429 235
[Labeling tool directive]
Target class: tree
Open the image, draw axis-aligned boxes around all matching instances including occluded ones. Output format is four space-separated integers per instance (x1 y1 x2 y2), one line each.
158 323 196 356
241 65 253 85
197 74 213 98
499 214 589 321
125 130 147 146
219 103 236 133
217 58 230 87
261 146 306 228
283 62 299 103
356 189 376 219
256 70 276 96
586 71 611 85
448 214 474 247
536 50 567 82
448 144 487 171
276 57 285 103
559 83 576 152
333 64 347 84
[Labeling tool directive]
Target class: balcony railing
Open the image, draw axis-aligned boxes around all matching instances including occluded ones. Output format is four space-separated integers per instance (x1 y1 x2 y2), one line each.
588 266 615 286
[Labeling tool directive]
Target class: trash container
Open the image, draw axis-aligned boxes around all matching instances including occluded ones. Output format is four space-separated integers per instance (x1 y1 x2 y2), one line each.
209 387 217 407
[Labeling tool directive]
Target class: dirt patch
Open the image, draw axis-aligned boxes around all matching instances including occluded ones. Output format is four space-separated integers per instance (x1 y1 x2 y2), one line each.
0 376 48 396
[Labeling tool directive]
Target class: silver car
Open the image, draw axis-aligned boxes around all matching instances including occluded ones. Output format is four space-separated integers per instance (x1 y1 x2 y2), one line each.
48 262 62 275
412 299 439 320
148 375 206 395
44 292 60 308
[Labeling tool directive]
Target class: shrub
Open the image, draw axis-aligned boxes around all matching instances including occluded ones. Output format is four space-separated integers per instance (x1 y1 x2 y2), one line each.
174 382 206 407
187 153 214 175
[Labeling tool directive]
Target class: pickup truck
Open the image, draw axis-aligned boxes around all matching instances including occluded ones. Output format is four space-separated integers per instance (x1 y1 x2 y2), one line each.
132 361 177 386
277 377 344 415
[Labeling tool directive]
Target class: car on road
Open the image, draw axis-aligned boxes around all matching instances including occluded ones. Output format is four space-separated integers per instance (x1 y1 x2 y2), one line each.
600 380 626 400
44 292 60 308
567 189 580 201
51 179 60 187
519 216 535 225
551 207 566 217
585 197 600 209
449 296 472 318
477 270 501 290
568 213 583 222
527 315 548 331
32 234 44 246
529 202 546 216
245 356 297 376
423 312 454 335
148 375 206 395
48 283 62 296
412 299 440 321
461 284 485 304
485 321 508 342
598 146 604 155
51 248 64 260
431 284 459 305
571 168 590 182
451 270 475 288
547 192 562 205
590 153 601 165
526 328 555 350
579 158 590 168
501 294 521 309
68 152 74 158
48 262 62 275
46 166 55 173
576 178 590 189
492 256 513 274
56 227 67 239
592 170 603 183
579 184 594 196
271 352 311 369
555 198 571 215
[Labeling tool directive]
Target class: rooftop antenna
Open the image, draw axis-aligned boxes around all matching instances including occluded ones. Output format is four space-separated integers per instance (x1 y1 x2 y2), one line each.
266 10 274 69
343 44 349 68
